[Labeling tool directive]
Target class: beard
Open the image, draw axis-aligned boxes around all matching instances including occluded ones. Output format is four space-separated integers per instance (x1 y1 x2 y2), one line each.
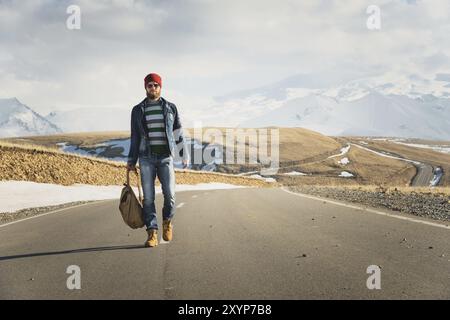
146 91 160 100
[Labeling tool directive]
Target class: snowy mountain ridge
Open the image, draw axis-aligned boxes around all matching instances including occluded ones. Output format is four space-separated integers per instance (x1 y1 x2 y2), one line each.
0 98 62 138
2 73 450 139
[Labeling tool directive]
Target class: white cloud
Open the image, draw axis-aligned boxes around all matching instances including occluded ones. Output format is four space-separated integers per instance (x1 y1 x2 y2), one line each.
0 0 449 115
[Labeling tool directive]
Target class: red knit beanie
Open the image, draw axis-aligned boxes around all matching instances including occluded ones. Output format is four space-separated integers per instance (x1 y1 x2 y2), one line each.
144 73 162 88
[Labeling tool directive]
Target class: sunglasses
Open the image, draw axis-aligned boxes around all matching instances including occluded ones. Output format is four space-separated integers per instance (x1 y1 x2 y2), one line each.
146 83 160 88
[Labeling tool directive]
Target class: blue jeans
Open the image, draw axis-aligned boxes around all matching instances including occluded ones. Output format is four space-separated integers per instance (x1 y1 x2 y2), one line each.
139 153 176 231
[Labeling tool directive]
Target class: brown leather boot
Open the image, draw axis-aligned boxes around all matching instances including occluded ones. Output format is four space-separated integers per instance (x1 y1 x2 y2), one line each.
144 229 158 248
162 220 173 241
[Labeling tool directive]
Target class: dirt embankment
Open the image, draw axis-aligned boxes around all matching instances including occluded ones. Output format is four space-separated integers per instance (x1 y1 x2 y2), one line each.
0 142 276 188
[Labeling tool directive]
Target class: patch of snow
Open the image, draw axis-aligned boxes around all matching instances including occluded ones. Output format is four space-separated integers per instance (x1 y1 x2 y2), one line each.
339 171 354 178
249 174 277 183
56 137 223 171
99 139 129 151
57 142 108 159
389 138 406 142
236 170 261 176
0 181 250 213
284 171 308 176
338 157 350 165
56 139 130 162
351 143 422 165
328 145 351 159
326 87 369 102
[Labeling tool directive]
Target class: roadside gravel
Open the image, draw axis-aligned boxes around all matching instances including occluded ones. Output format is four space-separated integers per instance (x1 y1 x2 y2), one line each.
0 201 98 225
288 185 450 222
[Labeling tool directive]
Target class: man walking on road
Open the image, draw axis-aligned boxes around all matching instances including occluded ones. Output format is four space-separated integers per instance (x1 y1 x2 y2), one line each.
126 73 189 248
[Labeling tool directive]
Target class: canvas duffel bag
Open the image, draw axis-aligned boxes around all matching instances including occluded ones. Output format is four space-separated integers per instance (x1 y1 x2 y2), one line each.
119 168 145 229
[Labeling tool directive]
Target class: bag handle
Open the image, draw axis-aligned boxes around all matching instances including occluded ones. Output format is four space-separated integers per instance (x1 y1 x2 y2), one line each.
126 168 143 205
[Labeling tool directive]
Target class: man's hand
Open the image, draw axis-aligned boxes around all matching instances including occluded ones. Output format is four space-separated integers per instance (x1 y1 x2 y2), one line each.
182 159 188 169
127 163 136 172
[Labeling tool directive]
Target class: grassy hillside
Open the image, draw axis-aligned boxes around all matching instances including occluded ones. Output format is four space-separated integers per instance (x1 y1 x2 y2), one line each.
3 127 341 161
276 146 416 187
0 141 275 188
184 127 342 161
184 127 343 174
2 128 449 188
345 137 450 186
1 131 130 149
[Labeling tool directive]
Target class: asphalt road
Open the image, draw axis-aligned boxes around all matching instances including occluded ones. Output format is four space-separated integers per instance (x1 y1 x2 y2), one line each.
411 163 434 187
1 187 449 299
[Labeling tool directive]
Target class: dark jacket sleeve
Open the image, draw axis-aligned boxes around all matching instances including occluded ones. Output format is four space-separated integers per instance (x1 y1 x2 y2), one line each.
127 107 141 166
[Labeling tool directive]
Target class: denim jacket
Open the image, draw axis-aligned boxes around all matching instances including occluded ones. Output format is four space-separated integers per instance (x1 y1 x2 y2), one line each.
127 97 189 166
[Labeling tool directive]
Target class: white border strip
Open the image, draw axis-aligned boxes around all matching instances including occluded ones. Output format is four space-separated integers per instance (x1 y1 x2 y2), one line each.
0 200 111 228
280 187 450 230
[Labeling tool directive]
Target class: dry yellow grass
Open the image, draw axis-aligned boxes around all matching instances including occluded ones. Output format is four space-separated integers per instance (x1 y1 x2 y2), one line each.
3 127 341 162
398 138 450 146
276 144 416 186
0 141 276 188
184 127 342 173
3 128 447 189
346 138 450 186
276 127 342 161
1 131 130 149
4 128 342 176
343 146 416 186
366 140 450 166
185 127 341 161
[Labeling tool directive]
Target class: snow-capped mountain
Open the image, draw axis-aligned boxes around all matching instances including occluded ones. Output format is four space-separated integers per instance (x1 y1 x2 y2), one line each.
320 74 450 101
239 90 450 139
3 72 450 140
0 98 62 138
229 74 450 140
45 107 131 133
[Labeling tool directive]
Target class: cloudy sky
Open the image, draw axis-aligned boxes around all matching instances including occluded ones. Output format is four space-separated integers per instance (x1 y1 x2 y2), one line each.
1 0 450 117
